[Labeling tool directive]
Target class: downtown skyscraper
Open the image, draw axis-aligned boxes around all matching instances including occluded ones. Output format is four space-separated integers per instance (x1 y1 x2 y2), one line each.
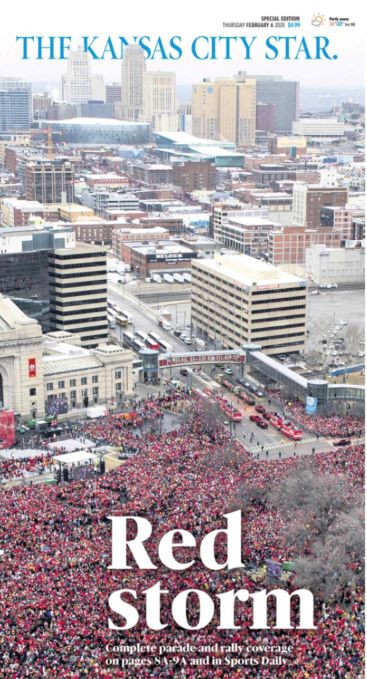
0 77 32 130
62 47 92 104
192 72 256 147
121 44 146 121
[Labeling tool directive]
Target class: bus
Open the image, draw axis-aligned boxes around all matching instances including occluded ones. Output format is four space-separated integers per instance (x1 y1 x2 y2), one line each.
135 330 148 344
157 338 172 353
148 331 162 344
145 337 160 350
132 338 146 353
122 332 134 349
108 312 116 329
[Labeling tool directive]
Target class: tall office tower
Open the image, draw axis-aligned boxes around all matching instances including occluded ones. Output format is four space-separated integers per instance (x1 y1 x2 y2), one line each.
254 75 299 133
192 74 256 146
106 83 122 104
191 255 307 356
0 77 32 130
256 102 276 133
48 244 108 349
61 47 92 104
91 74 106 102
25 159 75 204
33 92 53 120
143 71 177 128
121 45 146 120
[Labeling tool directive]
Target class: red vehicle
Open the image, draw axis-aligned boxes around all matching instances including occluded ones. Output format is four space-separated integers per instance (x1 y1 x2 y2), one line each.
256 420 268 429
270 416 283 430
290 431 303 441
239 391 256 406
263 412 271 420
250 414 262 423
255 405 266 414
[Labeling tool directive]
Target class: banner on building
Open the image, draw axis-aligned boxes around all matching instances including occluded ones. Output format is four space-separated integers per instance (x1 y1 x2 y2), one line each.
28 358 37 378
306 396 318 415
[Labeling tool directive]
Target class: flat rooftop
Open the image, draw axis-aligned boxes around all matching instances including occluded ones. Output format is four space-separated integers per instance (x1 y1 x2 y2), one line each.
131 241 193 255
228 216 276 227
47 118 149 127
192 254 306 288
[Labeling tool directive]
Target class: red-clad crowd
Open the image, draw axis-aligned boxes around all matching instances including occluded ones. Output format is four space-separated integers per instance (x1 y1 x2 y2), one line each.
267 389 364 438
0 400 364 679
0 453 53 482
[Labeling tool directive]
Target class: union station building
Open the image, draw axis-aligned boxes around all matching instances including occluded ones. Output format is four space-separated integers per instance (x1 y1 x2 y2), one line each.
0 295 133 419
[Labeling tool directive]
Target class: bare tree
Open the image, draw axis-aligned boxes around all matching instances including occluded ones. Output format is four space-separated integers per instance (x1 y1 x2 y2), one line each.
267 469 364 603
344 322 365 359
182 400 223 440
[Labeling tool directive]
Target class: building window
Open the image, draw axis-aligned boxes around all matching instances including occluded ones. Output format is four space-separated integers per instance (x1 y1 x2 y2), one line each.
115 370 122 379
70 390 77 401
115 382 122 394
46 383 53 391
70 379 76 387
29 388 36 396
81 377 88 385
92 375 98 383
81 388 88 398
58 381 65 389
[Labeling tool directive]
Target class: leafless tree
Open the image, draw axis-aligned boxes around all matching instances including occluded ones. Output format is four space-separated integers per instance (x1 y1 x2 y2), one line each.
344 322 365 358
268 469 364 603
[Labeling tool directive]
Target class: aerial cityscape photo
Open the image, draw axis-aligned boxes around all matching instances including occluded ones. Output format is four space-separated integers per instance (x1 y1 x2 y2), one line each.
0 3 365 677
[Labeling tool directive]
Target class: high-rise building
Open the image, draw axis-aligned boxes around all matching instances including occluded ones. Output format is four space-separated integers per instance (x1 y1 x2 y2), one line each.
143 71 177 129
254 76 299 133
192 73 256 146
106 83 122 104
256 102 276 133
121 45 146 120
33 92 52 120
91 74 106 102
61 47 92 104
191 254 307 356
292 183 348 229
48 244 108 349
178 103 192 133
0 77 32 130
25 159 75 204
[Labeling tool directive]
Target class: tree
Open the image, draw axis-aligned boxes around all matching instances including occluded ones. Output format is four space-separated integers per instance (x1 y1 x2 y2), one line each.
267 469 364 603
344 322 364 359
182 400 223 440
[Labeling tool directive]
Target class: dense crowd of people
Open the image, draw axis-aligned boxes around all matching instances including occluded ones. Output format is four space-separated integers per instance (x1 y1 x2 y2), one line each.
0 395 364 678
0 453 53 482
267 389 365 438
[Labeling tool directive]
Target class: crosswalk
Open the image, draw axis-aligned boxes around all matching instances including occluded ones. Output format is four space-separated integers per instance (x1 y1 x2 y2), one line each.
250 437 319 454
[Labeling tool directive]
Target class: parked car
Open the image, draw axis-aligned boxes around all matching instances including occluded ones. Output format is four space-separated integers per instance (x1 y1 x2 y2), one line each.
255 405 265 413
180 368 188 376
224 367 233 375
256 420 268 429
249 414 262 423
333 439 352 447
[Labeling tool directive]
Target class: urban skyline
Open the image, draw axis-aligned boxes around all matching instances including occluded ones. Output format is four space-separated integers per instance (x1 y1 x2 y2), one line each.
0 0 364 88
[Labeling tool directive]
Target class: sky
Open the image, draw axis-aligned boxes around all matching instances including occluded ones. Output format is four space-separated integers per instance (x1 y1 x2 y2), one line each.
0 0 365 90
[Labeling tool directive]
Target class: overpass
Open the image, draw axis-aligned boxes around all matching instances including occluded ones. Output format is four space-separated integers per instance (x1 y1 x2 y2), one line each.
159 350 245 370
143 344 365 407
